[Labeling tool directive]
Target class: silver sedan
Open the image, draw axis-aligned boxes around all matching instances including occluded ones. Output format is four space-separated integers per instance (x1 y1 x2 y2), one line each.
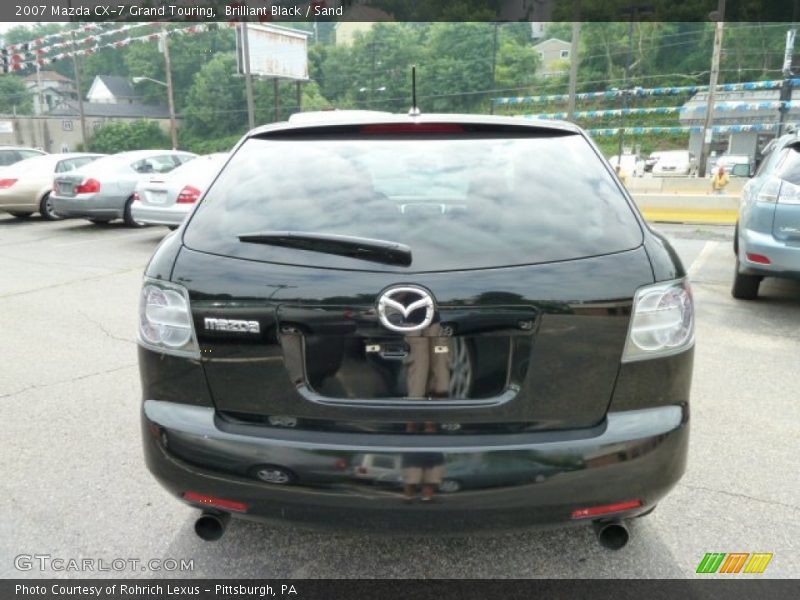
51 150 196 226
131 153 228 229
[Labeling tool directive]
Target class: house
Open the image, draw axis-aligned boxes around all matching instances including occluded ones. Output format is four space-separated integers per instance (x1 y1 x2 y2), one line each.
679 89 800 167
86 75 143 104
24 71 78 115
533 38 571 77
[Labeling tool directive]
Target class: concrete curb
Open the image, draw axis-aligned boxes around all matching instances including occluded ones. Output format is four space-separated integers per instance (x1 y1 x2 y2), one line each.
631 193 739 225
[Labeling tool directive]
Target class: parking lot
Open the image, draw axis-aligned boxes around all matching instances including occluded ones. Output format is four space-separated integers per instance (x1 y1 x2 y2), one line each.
1 214 798 578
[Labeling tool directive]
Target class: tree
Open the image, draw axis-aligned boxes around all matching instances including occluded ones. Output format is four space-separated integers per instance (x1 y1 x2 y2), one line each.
87 120 170 153
182 53 247 139
0 75 33 115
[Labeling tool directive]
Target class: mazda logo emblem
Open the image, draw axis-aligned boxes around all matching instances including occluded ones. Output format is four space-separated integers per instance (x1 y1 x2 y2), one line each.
377 286 436 333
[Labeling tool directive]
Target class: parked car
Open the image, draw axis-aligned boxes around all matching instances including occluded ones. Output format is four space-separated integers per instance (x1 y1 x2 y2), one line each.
608 154 645 177
644 151 666 173
50 150 196 226
139 112 694 547
0 146 46 168
733 132 800 299
131 153 228 229
709 153 754 178
652 150 698 177
0 153 104 220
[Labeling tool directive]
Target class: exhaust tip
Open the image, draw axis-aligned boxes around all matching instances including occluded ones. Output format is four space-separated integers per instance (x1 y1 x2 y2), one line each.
194 512 229 542
594 520 630 550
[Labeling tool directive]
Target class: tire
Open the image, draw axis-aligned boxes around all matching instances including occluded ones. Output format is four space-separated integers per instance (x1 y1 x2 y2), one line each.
39 193 60 221
8 211 33 218
732 259 761 300
733 222 739 255
122 196 145 228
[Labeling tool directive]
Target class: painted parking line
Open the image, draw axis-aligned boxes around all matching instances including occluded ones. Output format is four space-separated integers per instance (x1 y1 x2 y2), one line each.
688 241 720 277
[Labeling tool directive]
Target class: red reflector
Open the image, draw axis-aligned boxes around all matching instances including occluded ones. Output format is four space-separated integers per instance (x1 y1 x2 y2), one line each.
0 178 17 189
746 253 771 265
571 500 642 519
183 492 248 513
359 123 465 134
177 185 201 204
74 178 101 194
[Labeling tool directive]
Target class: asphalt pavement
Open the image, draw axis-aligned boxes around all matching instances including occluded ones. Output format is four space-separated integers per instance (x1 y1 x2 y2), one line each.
1 215 798 579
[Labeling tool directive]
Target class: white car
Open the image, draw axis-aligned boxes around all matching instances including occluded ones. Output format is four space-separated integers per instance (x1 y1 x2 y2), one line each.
652 150 698 177
131 153 228 229
608 154 645 178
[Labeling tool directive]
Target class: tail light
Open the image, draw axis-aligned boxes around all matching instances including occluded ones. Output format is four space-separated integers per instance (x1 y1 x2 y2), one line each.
0 178 17 188
177 185 202 204
138 278 199 358
622 278 694 362
74 178 101 194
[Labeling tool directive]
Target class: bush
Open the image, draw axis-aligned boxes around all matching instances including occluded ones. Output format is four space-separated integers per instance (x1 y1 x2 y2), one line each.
87 120 171 154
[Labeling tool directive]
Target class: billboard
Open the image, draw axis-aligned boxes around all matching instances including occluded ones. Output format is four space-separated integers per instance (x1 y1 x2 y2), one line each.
236 24 310 81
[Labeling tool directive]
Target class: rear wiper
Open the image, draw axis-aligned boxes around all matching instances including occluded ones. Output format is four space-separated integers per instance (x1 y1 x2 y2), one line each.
237 231 412 266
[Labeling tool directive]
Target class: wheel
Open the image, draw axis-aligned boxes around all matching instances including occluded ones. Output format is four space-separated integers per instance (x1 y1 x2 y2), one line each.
731 259 761 300
8 211 33 218
251 465 296 485
39 193 60 221
733 222 739 255
123 196 145 228
439 479 462 493
88 219 111 225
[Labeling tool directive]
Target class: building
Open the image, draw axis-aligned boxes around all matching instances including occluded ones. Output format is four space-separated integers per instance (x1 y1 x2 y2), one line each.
86 75 143 104
679 89 800 165
532 38 571 77
24 71 78 115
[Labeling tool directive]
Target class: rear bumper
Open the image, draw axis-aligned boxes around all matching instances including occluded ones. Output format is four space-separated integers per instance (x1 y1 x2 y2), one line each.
739 227 800 279
51 194 123 219
131 203 188 226
143 400 689 532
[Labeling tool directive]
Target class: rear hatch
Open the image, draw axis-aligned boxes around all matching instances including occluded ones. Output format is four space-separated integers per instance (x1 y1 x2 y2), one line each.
178 120 651 431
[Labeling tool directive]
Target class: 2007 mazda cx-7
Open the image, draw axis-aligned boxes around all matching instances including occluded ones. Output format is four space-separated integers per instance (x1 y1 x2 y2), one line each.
139 112 694 547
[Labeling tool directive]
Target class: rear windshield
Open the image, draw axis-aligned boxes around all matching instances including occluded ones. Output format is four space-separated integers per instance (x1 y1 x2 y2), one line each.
184 133 642 272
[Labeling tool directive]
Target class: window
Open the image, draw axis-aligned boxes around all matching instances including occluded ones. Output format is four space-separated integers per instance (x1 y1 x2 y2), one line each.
185 132 643 272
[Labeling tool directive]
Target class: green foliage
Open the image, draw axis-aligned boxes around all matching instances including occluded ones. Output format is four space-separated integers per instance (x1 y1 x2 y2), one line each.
0 75 33 115
87 120 170 154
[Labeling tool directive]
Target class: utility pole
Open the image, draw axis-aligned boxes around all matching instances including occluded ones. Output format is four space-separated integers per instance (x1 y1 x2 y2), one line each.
699 0 726 178
567 19 582 121
240 22 256 130
777 26 796 137
161 26 178 150
490 22 499 115
70 29 87 149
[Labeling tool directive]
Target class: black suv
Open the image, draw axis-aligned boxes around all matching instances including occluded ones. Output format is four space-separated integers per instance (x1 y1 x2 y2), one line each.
139 113 694 548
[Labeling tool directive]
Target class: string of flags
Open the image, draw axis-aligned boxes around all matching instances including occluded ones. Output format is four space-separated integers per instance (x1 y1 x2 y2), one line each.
1 23 216 73
586 123 783 136
524 100 800 121
495 79 800 105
